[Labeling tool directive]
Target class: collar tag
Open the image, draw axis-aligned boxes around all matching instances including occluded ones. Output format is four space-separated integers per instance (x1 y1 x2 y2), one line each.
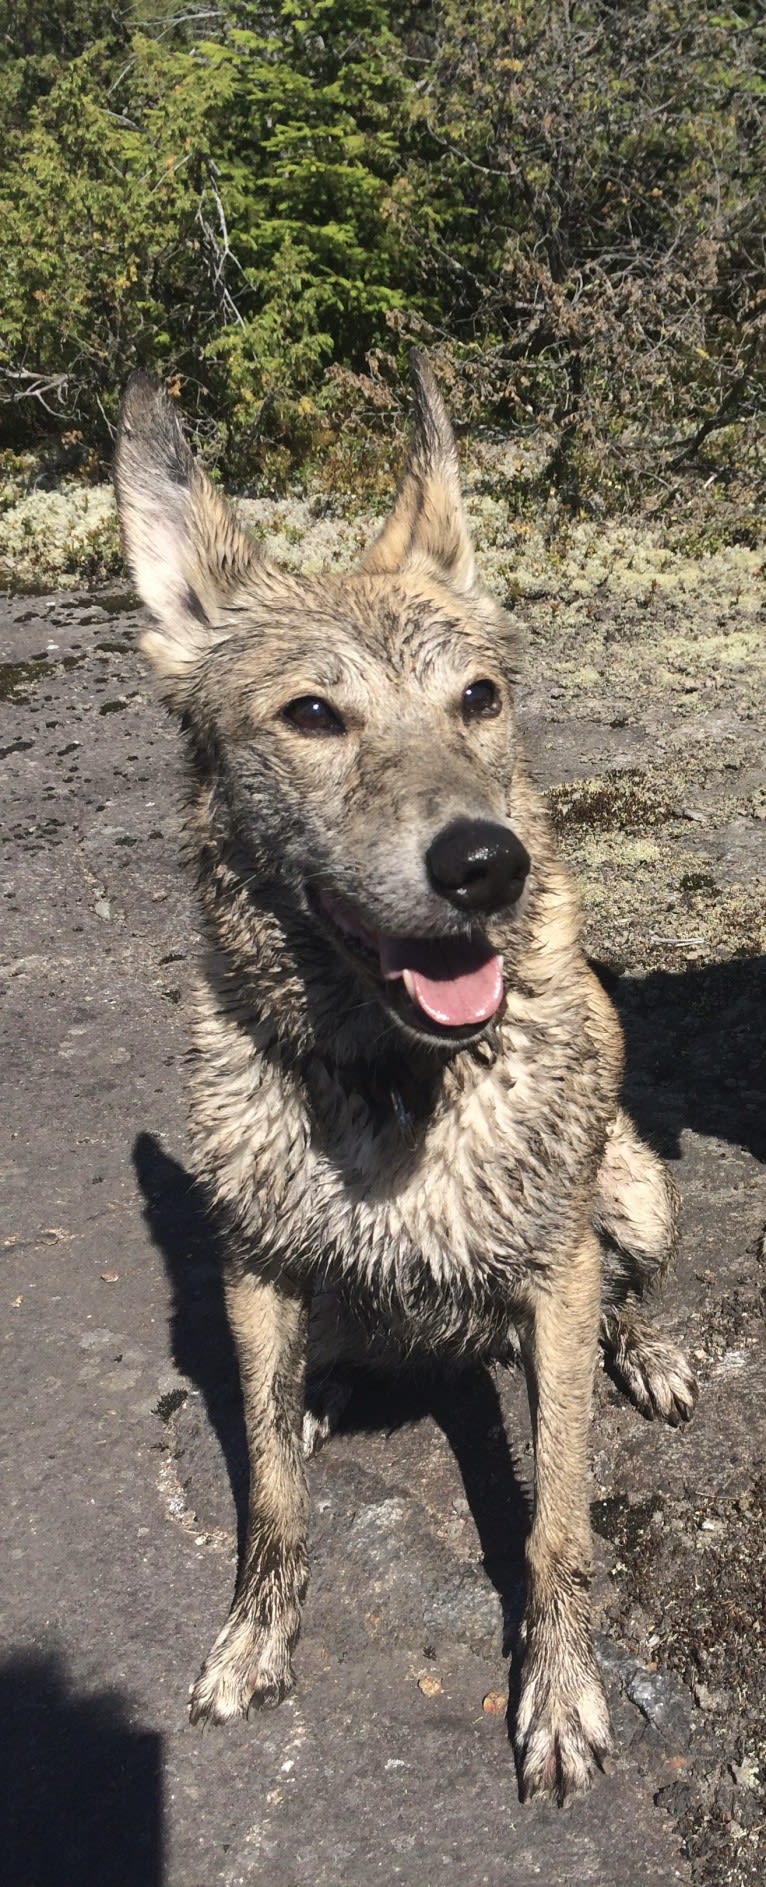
390 1083 417 1148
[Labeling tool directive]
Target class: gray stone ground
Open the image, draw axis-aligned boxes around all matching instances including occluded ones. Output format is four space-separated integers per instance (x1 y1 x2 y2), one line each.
1 569 764 1887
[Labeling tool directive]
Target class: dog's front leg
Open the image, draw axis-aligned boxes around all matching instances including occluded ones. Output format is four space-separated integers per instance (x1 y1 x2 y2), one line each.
515 1231 611 1803
189 1265 309 1725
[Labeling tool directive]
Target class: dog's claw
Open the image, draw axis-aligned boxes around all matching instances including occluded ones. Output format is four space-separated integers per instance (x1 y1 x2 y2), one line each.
245 1677 292 1715
189 1610 297 1726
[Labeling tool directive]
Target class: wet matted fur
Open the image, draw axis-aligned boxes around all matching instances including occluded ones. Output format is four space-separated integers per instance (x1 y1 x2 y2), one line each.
114 355 697 1803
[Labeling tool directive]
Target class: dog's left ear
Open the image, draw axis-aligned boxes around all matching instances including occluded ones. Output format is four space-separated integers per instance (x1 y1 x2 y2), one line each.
362 352 476 593
114 373 262 692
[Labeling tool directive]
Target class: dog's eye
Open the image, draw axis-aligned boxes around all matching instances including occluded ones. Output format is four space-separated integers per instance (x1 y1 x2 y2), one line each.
281 696 346 737
462 679 501 722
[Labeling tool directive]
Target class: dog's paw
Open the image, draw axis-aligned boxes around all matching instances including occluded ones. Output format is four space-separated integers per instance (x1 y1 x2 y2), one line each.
189 1610 295 1726
612 1322 698 1427
302 1374 352 1459
515 1651 612 1805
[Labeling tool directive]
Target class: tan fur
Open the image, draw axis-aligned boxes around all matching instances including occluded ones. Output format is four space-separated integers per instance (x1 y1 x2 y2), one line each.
115 354 697 1802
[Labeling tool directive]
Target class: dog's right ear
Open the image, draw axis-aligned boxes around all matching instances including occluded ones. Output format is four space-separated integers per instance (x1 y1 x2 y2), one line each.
361 352 476 593
114 374 261 702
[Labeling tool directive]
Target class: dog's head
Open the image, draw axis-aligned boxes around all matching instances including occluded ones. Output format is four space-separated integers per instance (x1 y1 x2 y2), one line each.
115 356 551 1053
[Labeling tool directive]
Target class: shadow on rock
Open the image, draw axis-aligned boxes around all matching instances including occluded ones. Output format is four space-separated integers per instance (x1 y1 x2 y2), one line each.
132 1131 248 1548
432 1370 530 1650
0 1648 162 1887
335 1364 531 1655
597 955 766 1164
133 1133 530 1650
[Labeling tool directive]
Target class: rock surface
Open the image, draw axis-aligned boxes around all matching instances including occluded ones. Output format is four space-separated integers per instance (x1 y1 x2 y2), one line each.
1 555 763 1886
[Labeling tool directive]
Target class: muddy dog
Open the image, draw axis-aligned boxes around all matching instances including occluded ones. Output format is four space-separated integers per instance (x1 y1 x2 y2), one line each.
115 356 697 1803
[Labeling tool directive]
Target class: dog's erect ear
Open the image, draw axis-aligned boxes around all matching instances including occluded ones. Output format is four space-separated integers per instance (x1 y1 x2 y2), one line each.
362 352 475 592
114 373 261 691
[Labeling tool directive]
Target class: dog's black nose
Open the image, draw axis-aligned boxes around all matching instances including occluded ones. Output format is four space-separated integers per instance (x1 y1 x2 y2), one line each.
426 819 530 914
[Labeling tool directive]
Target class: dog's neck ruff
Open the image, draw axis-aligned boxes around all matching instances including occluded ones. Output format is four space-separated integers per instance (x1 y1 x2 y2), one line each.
305 1024 502 1148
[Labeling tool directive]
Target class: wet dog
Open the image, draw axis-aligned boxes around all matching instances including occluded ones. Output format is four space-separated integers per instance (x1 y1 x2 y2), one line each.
115 355 696 1801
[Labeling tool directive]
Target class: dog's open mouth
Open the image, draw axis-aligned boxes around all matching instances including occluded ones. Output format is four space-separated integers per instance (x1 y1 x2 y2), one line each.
312 888 503 1037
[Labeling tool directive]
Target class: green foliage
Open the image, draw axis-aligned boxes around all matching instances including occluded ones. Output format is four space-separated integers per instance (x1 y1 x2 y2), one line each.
0 0 763 515
0 1 420 474
401 0 766 517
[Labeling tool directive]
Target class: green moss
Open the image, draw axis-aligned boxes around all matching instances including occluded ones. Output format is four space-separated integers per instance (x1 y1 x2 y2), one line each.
0 486 120 591
0 656 55 701
547 770 675 835
680 871 720 898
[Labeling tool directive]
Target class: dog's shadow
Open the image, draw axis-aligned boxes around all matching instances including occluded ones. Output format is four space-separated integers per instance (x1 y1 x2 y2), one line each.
133 1132 248 1531
597 954 766 1165
133 1131 530 1667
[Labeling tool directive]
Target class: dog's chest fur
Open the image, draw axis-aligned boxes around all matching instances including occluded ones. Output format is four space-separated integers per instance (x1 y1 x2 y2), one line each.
192 978 612 1356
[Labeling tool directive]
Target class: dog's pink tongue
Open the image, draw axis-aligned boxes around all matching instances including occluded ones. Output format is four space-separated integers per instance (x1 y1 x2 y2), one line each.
379 934 503 1027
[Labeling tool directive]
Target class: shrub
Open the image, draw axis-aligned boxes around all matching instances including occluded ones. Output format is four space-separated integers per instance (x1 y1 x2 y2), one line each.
397 0 766 518
0 0 763 518
0 2 420 475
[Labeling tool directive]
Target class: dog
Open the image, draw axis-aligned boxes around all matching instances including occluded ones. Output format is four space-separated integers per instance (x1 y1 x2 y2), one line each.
114 354 697 1803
